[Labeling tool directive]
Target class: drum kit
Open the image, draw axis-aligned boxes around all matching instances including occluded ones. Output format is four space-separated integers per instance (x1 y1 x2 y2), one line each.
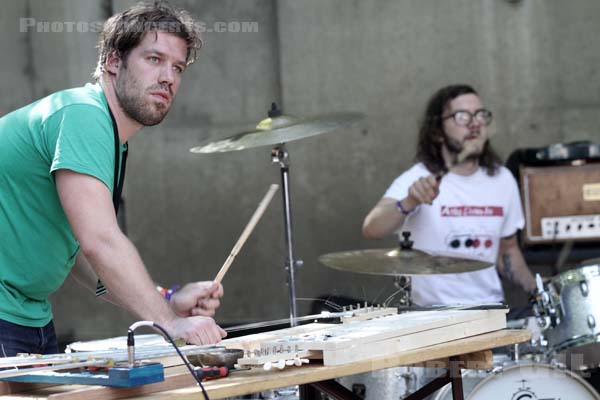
192 105 600 398
331 259 600 400
323 246 600 399
329 259 600 399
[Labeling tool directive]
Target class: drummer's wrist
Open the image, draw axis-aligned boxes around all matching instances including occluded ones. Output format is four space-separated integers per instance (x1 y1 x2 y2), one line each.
396 198 417 216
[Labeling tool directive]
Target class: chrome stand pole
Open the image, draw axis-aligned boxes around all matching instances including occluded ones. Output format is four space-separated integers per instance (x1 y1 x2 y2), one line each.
272 144 302 326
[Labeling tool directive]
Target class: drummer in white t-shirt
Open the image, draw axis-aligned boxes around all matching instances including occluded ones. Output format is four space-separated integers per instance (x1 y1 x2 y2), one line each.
363 84 536 307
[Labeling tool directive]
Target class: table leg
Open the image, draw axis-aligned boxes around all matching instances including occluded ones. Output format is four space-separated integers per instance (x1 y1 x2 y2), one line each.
299 381 363 400
403 373 450 400
449 356 464 400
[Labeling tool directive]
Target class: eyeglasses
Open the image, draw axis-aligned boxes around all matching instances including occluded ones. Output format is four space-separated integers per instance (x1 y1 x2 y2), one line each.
442 109 493 126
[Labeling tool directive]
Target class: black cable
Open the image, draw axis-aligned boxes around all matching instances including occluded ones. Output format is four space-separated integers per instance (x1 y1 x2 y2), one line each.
128 322 210 400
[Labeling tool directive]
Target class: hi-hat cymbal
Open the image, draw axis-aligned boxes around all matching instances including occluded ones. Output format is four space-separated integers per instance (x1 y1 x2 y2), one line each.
190 104 365 153
318 248 491 275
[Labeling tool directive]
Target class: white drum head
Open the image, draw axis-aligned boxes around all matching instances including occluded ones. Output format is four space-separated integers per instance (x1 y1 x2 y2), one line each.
467 363 599 400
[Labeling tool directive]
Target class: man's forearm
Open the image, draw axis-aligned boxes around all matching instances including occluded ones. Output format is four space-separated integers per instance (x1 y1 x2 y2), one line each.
497 244 536 293
70 253 125 307
81 230 177 328
363 198 411 239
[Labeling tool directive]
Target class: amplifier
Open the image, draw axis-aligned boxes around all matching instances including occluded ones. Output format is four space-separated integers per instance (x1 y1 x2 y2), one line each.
520 163 600 245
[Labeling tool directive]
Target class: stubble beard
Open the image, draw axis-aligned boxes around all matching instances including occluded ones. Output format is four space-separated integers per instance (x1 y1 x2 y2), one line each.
114 67 170 127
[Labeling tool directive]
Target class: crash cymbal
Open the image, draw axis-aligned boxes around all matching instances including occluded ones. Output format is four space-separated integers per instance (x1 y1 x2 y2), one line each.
318 248 491 275
190 103 365 153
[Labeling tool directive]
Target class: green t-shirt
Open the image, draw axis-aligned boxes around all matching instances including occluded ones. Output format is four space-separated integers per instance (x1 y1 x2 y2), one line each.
0 83 126 327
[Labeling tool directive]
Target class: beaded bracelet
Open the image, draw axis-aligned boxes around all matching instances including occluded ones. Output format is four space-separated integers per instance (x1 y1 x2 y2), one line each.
156 284 181 301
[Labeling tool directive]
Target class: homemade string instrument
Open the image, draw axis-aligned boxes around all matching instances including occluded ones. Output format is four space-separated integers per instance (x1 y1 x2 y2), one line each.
0 305 507 388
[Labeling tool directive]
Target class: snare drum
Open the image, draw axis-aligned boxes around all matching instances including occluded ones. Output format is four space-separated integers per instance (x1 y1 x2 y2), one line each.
434 362 600 400
544 263 600 369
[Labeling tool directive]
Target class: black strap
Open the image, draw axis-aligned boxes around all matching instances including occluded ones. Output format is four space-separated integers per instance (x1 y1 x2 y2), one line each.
108 107 127 213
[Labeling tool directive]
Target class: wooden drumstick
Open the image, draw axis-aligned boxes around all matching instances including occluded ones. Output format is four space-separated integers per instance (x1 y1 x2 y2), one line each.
214 184 279 283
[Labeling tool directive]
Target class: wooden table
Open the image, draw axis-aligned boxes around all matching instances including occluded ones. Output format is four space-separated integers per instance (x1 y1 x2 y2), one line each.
0 329 530 400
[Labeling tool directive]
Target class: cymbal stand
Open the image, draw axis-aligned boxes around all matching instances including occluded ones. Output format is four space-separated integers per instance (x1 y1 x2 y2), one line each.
393 275 412 309
272 144 303 326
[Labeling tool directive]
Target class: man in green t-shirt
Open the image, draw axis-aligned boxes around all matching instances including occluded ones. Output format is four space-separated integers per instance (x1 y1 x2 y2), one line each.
0 2 227 356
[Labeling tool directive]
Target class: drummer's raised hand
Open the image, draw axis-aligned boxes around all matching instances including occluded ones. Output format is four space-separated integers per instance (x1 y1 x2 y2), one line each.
170 281 224 317
363 175 441 239
406 174 440 207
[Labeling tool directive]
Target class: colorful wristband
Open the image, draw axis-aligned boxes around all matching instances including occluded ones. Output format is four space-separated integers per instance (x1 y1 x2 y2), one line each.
396 200 415 216
157 284 181 301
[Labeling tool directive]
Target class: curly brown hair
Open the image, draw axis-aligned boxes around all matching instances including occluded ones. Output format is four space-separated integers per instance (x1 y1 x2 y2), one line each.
415 84 501 176
93 1 202 80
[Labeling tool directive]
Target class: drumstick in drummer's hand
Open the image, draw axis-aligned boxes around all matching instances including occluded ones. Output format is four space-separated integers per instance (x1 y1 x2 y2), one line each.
214 184 279 283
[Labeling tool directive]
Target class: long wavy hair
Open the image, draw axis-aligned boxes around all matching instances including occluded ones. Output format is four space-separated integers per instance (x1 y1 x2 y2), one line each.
415 84 501 176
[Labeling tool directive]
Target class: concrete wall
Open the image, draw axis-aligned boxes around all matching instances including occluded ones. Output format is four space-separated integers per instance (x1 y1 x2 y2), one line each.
1 0 599 344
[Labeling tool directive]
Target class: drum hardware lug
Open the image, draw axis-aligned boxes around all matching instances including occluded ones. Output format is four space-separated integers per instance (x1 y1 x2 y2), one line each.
491 365 504 375
541 291 550 305
580 280 589 297
548 307 560 328
396 367 417 396
587 314 596 329
550 359 568 370
533 311 550 331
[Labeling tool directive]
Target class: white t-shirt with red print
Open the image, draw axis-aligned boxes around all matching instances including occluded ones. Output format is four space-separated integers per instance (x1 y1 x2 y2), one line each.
383 163 524 306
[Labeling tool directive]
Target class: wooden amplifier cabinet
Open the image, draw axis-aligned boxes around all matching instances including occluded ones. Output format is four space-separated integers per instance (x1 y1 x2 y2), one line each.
520 163 600 245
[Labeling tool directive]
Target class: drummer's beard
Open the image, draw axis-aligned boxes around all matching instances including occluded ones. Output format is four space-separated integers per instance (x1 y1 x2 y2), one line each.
443 135 484 164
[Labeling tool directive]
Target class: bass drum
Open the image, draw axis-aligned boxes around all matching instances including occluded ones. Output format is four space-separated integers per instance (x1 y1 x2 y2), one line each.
434 362 600 400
